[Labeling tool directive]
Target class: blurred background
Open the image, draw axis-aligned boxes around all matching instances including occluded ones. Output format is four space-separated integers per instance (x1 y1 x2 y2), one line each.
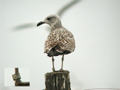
0 0 120 90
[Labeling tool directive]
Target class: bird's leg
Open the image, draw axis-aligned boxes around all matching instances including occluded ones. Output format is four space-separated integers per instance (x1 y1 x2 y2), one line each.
52 56 55 72
60 55 64 71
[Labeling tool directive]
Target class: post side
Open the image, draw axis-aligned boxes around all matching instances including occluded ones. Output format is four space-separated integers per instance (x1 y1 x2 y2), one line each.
45 70 71 90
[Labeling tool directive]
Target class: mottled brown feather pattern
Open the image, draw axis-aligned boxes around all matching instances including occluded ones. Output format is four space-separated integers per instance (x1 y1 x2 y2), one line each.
44 27 75 55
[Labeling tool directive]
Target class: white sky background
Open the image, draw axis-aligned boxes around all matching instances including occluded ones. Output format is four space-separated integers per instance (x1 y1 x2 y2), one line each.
0 0 120 90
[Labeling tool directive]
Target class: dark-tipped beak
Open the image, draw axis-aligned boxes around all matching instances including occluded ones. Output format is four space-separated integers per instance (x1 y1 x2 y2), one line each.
37 21 45 27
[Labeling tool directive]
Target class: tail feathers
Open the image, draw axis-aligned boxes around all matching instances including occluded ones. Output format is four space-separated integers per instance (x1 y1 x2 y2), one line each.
47 49 71 57
47 49 61 57
46 45 71 57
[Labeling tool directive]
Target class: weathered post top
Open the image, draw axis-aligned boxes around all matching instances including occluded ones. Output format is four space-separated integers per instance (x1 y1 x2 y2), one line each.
45 70 71 90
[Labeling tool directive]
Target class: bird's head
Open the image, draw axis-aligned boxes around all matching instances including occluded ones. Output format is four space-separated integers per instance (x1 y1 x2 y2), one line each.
37 15 62 29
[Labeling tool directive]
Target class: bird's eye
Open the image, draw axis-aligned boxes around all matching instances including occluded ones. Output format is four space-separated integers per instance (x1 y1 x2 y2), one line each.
47 17 51 20
46 16 56 23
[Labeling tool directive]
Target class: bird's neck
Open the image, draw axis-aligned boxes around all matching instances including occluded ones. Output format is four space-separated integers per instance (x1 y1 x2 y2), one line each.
51 23 62 30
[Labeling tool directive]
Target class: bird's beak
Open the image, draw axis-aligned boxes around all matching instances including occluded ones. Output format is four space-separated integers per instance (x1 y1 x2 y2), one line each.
37 21 45 27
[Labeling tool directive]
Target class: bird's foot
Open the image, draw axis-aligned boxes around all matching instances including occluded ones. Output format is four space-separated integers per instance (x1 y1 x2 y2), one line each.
59 68 64 72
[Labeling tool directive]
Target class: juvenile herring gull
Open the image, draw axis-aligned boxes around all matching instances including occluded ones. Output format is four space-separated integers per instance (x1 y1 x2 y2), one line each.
37 15 75 71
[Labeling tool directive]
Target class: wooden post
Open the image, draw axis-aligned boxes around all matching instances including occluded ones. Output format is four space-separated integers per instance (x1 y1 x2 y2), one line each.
45 70 71 90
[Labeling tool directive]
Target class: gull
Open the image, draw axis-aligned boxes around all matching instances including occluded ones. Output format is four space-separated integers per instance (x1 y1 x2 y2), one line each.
37 15 75 71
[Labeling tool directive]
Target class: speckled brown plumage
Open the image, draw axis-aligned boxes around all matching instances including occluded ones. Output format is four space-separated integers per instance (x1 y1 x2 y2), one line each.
44 27 75 57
